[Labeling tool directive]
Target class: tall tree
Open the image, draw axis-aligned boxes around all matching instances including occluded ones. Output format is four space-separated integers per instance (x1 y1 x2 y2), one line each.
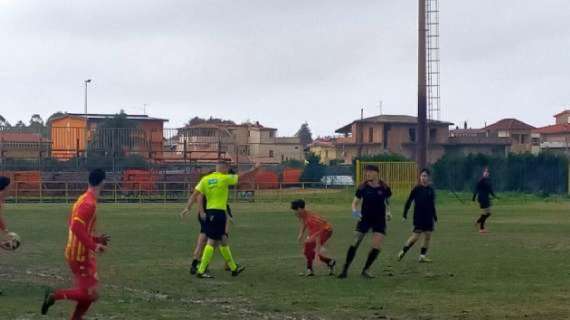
0 115 10 128
89 110 141 156
295 122 313 148
47 111 65 124
29 114 45 132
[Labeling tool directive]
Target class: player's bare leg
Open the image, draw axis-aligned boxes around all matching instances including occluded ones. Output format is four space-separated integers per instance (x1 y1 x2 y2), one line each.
361 232 384 279
398 232 421 261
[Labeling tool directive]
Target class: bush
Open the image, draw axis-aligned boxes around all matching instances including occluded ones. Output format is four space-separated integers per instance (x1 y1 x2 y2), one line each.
432 152 569 194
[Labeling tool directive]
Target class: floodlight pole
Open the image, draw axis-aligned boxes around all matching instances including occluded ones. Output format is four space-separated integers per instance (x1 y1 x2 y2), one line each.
417 0 428 170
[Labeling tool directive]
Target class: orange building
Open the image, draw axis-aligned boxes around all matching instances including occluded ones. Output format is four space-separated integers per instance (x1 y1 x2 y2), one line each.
49 113 167 160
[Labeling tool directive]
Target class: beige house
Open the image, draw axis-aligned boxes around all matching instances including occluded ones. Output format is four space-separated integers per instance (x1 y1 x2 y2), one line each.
483 118 535 153
335 115 453 164
177 122 304 164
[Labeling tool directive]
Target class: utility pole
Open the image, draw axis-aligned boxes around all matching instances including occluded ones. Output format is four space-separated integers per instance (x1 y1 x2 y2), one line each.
417 0 428 170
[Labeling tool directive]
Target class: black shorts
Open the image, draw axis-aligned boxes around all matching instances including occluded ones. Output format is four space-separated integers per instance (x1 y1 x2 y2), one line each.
205 209 227 241
197 214 207 234
356 219 386 235
413 224 434 233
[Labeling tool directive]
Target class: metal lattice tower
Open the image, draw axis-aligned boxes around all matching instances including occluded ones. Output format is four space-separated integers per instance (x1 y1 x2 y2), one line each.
426 0 441 121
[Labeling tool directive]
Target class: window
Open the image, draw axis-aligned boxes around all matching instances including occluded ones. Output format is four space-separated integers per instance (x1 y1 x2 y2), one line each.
269 150 274 158
269 131 275 138
368 127 374 143
408 128 416 143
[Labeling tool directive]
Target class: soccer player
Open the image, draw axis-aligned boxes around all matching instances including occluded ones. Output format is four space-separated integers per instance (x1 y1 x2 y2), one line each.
398 169 438 263
473 167 497 233
194 162 260 278
41 169 110 320
0 176 12 241
291 199 336 276
338 165 392 279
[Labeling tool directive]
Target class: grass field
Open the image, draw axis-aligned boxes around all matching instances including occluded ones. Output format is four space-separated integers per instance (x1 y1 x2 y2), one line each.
1 192 569 320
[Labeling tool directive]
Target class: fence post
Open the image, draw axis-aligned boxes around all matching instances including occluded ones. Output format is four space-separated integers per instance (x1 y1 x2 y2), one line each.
15 181 18 204
114 182 117 204
163 182 167 204
65 182 69 204
39 178 43 204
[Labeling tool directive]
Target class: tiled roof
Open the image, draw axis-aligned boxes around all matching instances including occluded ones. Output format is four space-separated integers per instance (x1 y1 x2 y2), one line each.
533 123 570 134
484 118 535 131
336 114 453 134
0 132 47 142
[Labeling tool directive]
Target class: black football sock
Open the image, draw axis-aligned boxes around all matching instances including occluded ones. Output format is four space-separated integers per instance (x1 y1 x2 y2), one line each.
191 259 200 268
420 247 428 256
363 249 380 271
342 246 358 273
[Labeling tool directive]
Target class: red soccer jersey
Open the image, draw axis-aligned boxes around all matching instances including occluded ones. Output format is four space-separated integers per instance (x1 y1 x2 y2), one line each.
302 211 332 236
65 190 97 263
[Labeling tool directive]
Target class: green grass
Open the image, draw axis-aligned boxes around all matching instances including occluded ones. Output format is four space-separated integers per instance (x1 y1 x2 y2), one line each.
1 193 569 319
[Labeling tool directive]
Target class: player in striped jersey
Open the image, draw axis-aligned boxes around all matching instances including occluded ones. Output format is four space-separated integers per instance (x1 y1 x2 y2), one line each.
41 169 110 320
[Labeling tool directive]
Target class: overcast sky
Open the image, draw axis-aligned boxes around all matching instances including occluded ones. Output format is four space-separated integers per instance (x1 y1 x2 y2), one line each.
1 0 569 136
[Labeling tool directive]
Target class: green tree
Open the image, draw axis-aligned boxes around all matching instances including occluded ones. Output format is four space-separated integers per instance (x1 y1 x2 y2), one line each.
301 152 326 183
295 122 313 148
89 110 142 157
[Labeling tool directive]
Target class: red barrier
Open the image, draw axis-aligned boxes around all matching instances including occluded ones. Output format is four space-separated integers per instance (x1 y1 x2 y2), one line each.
282 168 302 185
122 169 158 192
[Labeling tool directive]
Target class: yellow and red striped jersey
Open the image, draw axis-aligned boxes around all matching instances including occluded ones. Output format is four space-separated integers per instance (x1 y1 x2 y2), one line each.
65 190 97 262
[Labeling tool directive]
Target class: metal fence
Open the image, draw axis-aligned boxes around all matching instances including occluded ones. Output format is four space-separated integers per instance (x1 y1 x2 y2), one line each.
3 180 355 204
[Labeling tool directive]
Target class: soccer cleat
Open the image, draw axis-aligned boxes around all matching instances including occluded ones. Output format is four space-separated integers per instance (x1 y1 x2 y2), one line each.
327 260 337 276
418 255 433 263
231 265 246 277
196 272 215 279
361 270 376 279
337 271 348 279
190 265 198 275
41 288 55 315
479 229 488 234
299 269 315 277
397 250 406 262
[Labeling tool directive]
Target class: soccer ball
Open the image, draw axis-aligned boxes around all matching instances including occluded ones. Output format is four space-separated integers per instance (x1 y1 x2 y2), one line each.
0 232 21 251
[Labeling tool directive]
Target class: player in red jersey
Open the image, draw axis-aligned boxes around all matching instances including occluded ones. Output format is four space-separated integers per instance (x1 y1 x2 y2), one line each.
41 169 110 320
291 199 336 276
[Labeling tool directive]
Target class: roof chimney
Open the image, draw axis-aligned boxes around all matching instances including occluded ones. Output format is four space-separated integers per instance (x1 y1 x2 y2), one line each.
464 121 467 130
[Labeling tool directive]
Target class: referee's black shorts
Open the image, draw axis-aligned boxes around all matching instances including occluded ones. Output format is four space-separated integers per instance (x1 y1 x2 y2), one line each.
356 218 386 235
205 209 227 241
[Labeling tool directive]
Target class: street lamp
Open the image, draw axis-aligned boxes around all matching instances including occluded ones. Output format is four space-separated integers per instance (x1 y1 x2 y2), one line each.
84 79 92 115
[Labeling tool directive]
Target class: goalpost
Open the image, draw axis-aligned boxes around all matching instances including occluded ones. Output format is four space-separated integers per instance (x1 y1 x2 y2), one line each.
355 161 418 196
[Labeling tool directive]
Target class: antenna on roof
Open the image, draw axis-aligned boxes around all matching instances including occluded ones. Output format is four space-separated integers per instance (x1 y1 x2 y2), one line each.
361 108 364 120
379 100 383 115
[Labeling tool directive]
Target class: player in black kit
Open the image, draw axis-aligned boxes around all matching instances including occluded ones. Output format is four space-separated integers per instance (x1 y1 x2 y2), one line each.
338 165 392 279
473 167 497 234
398 169 437 263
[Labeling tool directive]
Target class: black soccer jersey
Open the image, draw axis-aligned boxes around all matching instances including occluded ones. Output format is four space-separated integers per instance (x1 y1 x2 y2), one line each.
473 177 496 209
355 183 392 222
404 185 437 228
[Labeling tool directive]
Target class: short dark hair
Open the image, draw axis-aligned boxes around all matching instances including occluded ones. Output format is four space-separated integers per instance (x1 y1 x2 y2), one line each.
420 168 431 176
291 199 306 210
365 165 379 173
88 169 106 187
0 176 11 191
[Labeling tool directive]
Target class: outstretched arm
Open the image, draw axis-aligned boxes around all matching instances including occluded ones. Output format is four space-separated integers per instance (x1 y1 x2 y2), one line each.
238 163 263 180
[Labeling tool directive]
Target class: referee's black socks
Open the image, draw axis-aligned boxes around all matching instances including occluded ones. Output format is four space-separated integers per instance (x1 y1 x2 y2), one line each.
342 245 358 273
363 249 380 271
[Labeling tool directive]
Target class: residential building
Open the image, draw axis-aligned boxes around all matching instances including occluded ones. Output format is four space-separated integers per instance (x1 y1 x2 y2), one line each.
49 113 167 160
334 114 453 164
176 122 304 164
483 118 535 153
533 110 570 155
308 138 339 165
